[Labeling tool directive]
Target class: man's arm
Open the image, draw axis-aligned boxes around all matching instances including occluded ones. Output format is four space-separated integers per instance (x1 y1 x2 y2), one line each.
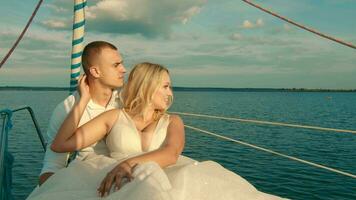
38 146 70 185
38 95 76 185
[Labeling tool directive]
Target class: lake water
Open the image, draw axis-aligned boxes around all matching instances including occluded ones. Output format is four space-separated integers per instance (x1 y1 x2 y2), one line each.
1 90 355 200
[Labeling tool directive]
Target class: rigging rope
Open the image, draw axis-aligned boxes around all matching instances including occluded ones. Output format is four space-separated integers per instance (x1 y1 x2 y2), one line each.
185 124 356 179
170 111 356 135
242 0 356 49
0 0 44 69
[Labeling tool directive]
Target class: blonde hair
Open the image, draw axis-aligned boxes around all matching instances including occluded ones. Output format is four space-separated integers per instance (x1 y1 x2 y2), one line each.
120 62 172 120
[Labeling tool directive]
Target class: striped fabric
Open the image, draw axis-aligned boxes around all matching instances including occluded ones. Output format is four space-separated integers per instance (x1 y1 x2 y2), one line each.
69 0 86 93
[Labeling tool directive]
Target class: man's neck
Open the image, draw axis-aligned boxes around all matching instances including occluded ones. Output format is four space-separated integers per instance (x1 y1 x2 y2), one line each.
89 84 114 108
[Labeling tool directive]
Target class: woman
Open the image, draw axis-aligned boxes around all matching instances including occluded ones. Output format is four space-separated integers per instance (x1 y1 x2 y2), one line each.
28 62 286 200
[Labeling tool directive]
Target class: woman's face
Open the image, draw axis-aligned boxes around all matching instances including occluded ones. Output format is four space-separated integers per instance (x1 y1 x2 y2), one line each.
152 71 173 110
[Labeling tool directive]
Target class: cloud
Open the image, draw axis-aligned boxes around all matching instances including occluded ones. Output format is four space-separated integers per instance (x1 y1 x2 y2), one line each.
242 20 254 29
0 26 71 72
41 20 67 28
256 19 264 27
43 3 69 13
41 0 207 38
0 27 69 45
180 6 202 24
229 33 243 40
86 0 128 20
241 18 264 29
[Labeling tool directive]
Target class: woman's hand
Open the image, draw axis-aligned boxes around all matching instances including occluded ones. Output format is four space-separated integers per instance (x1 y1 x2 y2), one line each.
97 161 136 197
77 75 91 103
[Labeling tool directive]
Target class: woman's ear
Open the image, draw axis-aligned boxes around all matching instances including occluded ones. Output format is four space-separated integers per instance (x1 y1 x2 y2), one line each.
89 66 100 78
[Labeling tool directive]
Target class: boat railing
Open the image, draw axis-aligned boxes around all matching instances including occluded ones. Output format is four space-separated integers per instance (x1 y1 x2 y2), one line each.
0 106 47 200
170 111 356 179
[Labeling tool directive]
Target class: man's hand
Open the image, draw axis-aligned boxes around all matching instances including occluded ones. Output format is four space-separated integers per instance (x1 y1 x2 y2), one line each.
38 172 54 186
78 75 91 103
97 161 135 197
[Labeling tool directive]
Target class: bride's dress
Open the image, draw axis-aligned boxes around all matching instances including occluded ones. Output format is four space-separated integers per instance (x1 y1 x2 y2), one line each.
28 111 287 200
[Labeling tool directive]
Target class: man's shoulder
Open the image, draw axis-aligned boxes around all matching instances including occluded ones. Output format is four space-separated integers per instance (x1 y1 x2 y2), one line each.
54 92 78 113
46 92 80 137
63 92 78 105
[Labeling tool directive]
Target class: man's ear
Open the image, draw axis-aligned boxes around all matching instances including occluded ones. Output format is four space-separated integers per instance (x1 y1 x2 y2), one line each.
89 66 100 78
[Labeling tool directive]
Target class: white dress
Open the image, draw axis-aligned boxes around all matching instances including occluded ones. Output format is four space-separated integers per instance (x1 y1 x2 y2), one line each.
28 111 287 200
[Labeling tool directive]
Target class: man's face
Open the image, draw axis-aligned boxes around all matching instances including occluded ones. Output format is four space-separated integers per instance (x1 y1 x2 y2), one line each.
97 48 126 89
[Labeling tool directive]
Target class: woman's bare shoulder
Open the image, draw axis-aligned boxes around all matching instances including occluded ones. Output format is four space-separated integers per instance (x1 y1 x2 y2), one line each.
95 109 121 125
168 114 184 125
99 108 121 118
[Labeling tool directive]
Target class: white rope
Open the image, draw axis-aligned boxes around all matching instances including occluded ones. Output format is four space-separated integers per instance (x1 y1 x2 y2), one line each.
170 111 356 135
242 0 356 49
185 124 356 179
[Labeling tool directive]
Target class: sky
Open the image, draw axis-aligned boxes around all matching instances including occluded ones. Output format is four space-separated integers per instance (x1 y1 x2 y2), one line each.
0 0 355 89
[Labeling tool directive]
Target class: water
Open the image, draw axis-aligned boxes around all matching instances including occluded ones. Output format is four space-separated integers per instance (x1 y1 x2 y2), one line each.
1 90 355 200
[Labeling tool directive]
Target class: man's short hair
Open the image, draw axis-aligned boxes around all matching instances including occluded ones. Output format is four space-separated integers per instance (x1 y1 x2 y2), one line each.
81 41 118 75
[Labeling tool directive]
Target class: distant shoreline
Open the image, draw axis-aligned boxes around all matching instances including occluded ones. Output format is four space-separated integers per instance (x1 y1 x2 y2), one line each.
0 86 355 92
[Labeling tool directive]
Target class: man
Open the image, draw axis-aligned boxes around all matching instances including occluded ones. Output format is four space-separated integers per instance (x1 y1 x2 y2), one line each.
39 41 126 185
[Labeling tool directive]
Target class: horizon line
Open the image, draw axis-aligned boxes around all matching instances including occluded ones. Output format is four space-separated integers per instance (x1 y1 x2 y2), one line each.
0 86 355 92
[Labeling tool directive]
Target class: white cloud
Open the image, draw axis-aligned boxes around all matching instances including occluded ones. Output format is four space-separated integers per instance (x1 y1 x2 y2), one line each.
241 19 265 29
43 3 68 13
41 20 67 28
256 18 264 27
86 0 129 20
180 6 202 24
42 0 207 37
242 20 254 29
0 26 69 44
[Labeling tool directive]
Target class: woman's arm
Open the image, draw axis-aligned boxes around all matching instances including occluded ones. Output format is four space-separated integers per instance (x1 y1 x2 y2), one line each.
50 75 119 153
97 115 185 197
51 108 119 153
